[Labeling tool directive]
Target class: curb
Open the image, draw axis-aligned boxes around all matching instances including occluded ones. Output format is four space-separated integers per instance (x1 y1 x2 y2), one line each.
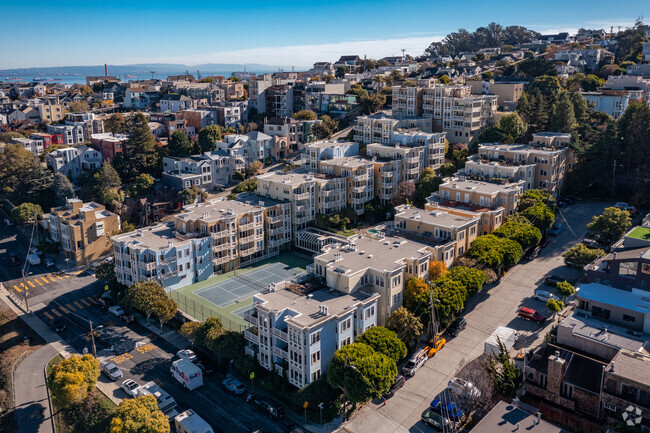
11 349 29 432
44 353 57 433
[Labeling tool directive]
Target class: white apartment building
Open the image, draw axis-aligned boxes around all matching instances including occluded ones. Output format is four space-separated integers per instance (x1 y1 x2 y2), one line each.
391 129 446 171
244 281 379 388
11 137 44 155
45 146 102 180
302 140 359 172
353 112 433 145
318 157 375 215
366 143 424 182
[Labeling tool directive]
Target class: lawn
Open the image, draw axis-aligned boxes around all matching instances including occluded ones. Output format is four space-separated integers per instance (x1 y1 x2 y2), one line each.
627 226 650 240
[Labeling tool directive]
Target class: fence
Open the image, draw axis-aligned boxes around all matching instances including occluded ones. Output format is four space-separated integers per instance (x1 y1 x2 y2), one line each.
169 290 247 333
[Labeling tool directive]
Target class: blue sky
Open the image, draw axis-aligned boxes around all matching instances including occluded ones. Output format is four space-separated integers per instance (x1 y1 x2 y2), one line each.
0 0 648 69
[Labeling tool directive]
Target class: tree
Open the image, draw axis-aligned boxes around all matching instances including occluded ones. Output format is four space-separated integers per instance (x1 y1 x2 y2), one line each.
546 298 564 320
246 160 263 177
549 92 576 132
392 180 415 206
492 218 542 250
130 173 155 197
320 115 338 134
429 260 447 280
179 321 202 348
414 170 442 207
439 75 450 84
293 109 317 120
109 395 170 433
556 281 575 303
197 316 226 353
447 266 487 295
92 162 121 201
167 130 192 157
521 203 555 232
385 307 423 348
439 162 457 178
431 276 467 325
347 84 369 100
404 277 429 314
496 113 527 142
126 281 165 325
68 101 90 113
355 327 407 362
178 186 207 205
0 131 24 143
0 144 49 205
335 67 346 79
47 354 100 409
153 296 177 330
95 261 115 282
10 202 43 224
52 173 75 206
562 244 604 268
105 113 126 134
465 235 523 270
310 122 332 140
483 339 521 398
211 331 245 361
120 112 160 182
326 343 396 404
586 207 632 245
361 93 386 114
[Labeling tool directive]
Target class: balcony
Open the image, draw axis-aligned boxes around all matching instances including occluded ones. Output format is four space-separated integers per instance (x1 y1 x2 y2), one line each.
268 238 287 248
245 346 257 359
295 192 311 201
239 222 257 231
320 189 339 197
139 261 156 271
273 328 288 342
244 329 259 344
244 311 258 326
382 171 393 178
239 235 256 244
268 226 284 236
266 215 284 223
211 230 230 239
214 255 233 265
273 346 288 359
355 174 369 182
274 364 284 376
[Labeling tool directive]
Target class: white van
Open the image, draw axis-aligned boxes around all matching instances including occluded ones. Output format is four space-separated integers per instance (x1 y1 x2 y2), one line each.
170 359 203 390
174 409 214 433
402 348 427 376
27 253 41 266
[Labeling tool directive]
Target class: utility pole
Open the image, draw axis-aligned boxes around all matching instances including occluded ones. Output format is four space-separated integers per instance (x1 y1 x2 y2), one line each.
429 285 438 339
611 159 617 199
21 270 29 311
89 320 97 358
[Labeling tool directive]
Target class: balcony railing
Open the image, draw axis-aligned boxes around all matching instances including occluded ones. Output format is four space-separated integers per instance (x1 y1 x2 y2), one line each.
139 261 156 271
268 226 284 235
244 312 258 326
268 238 287 248
244 329 259 344
266 215 284 223
239 222 257 231
273 346 288 359
273 328 288 342
245 346 257 359
274 364 284 376
214 255 233 265
213 243 231 252
295 192 311 200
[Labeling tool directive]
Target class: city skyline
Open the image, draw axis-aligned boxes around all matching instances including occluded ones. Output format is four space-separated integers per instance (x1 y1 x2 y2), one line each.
0 0 647 69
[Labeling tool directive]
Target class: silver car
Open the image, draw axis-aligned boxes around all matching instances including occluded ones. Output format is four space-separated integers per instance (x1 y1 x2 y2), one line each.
121 379 140 397
534 289 559 303
101 363 123 381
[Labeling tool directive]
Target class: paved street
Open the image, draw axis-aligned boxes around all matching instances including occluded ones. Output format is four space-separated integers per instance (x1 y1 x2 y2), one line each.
344 201 609 433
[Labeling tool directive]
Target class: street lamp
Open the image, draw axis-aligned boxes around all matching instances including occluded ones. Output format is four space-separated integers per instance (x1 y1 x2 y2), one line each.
22 270 32 311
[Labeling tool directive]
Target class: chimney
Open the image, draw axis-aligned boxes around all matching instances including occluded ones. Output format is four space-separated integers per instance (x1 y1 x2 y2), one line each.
105 64 108 77
547 350 566 396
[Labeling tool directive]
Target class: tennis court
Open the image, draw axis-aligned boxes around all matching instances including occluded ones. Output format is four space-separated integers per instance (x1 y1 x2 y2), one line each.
194 261 307 308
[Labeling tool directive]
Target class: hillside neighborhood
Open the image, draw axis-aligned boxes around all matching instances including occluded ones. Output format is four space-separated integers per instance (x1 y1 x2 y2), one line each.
2 18 650 433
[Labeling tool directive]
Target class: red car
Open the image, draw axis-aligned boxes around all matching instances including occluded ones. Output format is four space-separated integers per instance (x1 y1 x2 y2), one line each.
539 236 551 248
518 307 546 324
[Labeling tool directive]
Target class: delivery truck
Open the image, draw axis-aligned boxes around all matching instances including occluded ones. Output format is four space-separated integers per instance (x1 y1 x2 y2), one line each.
170 358 203 390
174 409 214 433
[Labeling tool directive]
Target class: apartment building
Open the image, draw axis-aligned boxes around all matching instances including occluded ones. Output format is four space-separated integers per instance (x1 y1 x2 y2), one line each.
263 117 316 151
601 75 650 103
160 94 194 113
366 143 424 182
318 156 375 215
581 90 640 120
90 132 129 161
219 81 245 100
216 131 272 163
45 199 120 265
371 159 400 204
45 146 102 181
302 140 359 172
243 280 379 388
464 142 568 196
393 205 479 267
30 132 65 148
256 172 316 231
312 235 431 323
468 81 524 107
47 123 85 146
11 136 44 155
37 102 63 123
353 112 432 145
391 129 446 171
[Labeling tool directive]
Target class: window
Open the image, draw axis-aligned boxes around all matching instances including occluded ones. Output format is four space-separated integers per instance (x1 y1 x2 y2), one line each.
561 383 574 399
621 383 639 401
311 351 320 364
392 293 401 305
341 318 351 332
592 305 611 319
365 306 375 318
310 331 320 345
641 263 650 274
619 261 638 277
623 314 636 322
312 370 321 382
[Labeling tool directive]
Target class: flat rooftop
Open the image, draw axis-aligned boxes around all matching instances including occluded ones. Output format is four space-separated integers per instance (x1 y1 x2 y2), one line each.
315 234 431 274
478 143 562 154
470 401 568 433
576 283 650 315
257 171 319 186
609 349 650 385
558 312 649 354
627 226 650 241
175 198 266 223
255 286 378 327
112 222 191 250
306 140 355 149
395 205 479 228
440 178 523 195
320 156 374 168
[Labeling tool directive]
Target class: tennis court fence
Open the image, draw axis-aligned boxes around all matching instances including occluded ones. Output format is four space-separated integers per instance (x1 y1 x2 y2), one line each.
169 290 247 332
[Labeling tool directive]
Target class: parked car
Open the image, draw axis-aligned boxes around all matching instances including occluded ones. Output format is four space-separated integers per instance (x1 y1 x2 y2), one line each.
615 202 637 214
430 398 464 422
108 306 125 316
102 363 123 381
544 275 565 287
222 378 247 395
383 375 406 398
447 317 466 337
10 255 20 266
524 246 541 261
448 377 481 398
195 362 213 376
534 289 560 303
121 379 140 397
421 408 455 431
518 307 546 324
582 238 605 250
402 349 427 376
427 337 446 357
548 223 566 236
177 349 197 362
51 318 65 333
539 236 551 248
26 253 40 266
43 257 55 268
29 248 43 256
254 399 286 419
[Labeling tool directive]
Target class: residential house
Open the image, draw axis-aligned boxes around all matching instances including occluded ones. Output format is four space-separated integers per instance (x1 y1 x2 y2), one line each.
160 94 194 113
90 132 129 161
11 136 44 155
45 146 102 180
334 55 361 73
37 102 64 123
263 117 317 153
581 91 639 120
353 112 433 145
47 123 85 146
302 140 359 172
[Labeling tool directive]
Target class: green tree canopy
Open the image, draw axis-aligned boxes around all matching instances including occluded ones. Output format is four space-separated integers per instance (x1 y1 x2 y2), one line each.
198 125 222 152
178 186 207 205
549 92 576 132
447 266 487 295
496 113 528 142
404 277 429 314
562 244 604 268
521 202 555 232
92 162 122 199
465 235 523 270
586 207 631 245
109 395 170 433
126 281 165 325
167 130 192 157
431 275 467 326
105 113 126 134
556 281 575 301
361 93 387 114
68 101 90 113
152 295 177 329
130 173 155 197
52 173 75 206
385 307 423 348
118 112 161 182
414 170 442 207
293 109 317 120
179 321 202 348
95 261 115 282
47 354 100 409
355 326 407 362
492 218 542 250
11 202 43 223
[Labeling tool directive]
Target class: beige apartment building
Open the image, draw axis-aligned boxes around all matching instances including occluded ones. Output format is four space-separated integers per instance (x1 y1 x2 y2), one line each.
45 199 120 265
318 157 375 215
426 177 524 235
353 112 433 145
372 159 400 204
38 102 64 123
393 205 479 267
311 234 432 323
464 142 568 196
366 143 424 182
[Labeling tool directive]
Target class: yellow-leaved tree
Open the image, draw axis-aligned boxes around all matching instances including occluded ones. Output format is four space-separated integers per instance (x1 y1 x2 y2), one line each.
47 354 100 409
110 395 170 433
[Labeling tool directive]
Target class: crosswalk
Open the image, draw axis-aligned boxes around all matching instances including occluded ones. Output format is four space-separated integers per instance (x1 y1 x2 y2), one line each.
11 273 69 293
41 295 97 320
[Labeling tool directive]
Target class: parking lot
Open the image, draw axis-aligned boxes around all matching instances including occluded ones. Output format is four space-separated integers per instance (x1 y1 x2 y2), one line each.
345 201 610 433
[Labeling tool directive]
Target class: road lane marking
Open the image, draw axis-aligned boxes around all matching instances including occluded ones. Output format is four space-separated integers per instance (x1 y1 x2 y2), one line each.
27 280 35 288
65 303 76 312
43 312 54 320
80 299 91 307
20 283 27 290
59 306 70 314
56 275 63 280
41 277 50 284
86 297 97 304
34 279 42 286
13 285 21 292
51 308 62 317
73 301 84 310
48 276 56 282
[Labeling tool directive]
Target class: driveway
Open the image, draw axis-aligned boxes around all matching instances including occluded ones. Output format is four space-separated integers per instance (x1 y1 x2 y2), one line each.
344 201 609 433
